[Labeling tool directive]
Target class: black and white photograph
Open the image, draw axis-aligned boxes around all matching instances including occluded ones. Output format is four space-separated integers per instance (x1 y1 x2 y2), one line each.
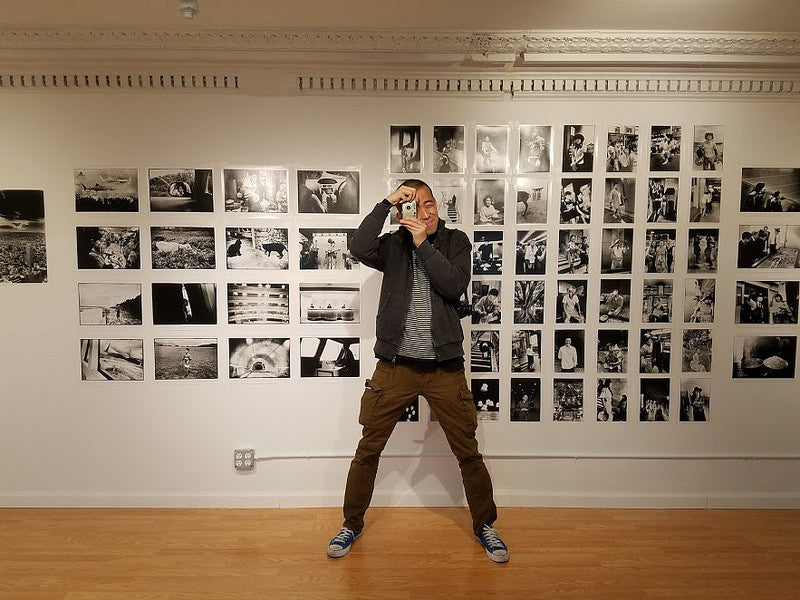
518 125 551 173
300 337 360 378
510 378 541 422
513 280 545 324
299 228 359 270
474 179 505 225
601 228 633 274
516 230 546 275
557 229 589 274
554 330 584 373
225 227 289 270
470 330 500 373
733 335 797 378
639 378 670 422
693 126 724 171
78 283 142 325
223 168 288 213
151 227 215 270
643 229 676 274
649 125 681 172
560 179 592 224
473 231 503 275
737 225 800 269
679 378 710 422
553 379 584 422
597 329 628 374
74 169 138 212
688 229 719 272
642 279 673 323
690 177 722 222
515 178 548 224
471 379 500 421
682 328 712 373
80 338 143 381
228 283 290 325
599 279 631 323
476 125 509 174
148 168 213 212
154 338 218 380
640 329 671 374
432 179 466 224
740 168 800 212
511 329 542 373
76 226 140 270
685 278 716 323
151 283 217 325
299 283 360 324
229 337 290 379
471 280 501 324
597 378 628 422
0 189 47 283
647 178 678 222
297 170 360 214
604 178 635 223
433 125 465 174
606 126 638 173
735 280 799 324
390 125 421 174
399 397 420 423
556 280 587 324
562 124 595 172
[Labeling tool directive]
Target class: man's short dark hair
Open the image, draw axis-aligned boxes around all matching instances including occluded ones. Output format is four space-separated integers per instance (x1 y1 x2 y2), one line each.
488 289 499 296
398 179 433 197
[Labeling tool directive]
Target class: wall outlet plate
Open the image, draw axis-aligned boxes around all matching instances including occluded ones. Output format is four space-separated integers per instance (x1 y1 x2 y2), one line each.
234 448 255 471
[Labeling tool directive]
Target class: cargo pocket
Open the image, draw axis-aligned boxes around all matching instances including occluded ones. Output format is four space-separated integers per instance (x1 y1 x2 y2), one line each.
358 378 383 426
459 386 478 430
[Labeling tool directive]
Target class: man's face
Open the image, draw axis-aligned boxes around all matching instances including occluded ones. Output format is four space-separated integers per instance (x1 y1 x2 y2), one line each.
565 338 572 346
414 187 439 235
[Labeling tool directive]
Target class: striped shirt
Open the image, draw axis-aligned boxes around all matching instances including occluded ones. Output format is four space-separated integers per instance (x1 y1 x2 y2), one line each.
397 251 437 359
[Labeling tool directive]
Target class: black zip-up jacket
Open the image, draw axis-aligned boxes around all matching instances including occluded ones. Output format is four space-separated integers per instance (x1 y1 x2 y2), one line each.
351 201 471 362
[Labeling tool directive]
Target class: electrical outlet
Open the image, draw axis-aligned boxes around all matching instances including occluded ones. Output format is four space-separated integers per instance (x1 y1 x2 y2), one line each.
234 448 255 471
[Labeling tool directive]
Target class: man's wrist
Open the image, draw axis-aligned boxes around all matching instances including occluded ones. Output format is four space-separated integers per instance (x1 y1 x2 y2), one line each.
380 198 393 209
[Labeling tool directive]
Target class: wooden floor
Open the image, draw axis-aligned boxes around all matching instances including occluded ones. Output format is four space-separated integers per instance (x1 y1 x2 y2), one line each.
1 507 799 600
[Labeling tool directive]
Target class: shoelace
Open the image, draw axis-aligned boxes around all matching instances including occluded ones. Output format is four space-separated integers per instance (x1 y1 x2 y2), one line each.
331 528 353 546
481 526 505 549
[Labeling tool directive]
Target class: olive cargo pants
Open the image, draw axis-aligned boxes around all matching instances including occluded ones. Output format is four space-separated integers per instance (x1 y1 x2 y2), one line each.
342 359 498 537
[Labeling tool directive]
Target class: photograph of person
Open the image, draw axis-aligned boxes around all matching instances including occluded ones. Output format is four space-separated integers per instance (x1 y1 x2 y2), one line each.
556 280 587 324
298 283 359 324
432 179 466 224
554 330 584 373
687 229 719 272
740 168 800 212
734 280 799 324
682 329 712 373
223 168 288 213
647 178 678 222
516 230 546 275
300 337 360 378
737 225 800 269
639 378 670 422
148 168 213 212
474 179 505 225
513 280 545 324
0 189 47 283
473 231 503 275
597 378 628 422
557 229 589 274
643 229 676 274
601 228 633 274
515 178 548 224
604 178 635 223
74 168 138 212
518 125 551 173
693 126 724 171
471 330 501 373
511 329 542 373
76 226 140 270
679 379 710 422
640 329 671 374
432 125 464 174
154 338 218 380
642 279 673 323
649 125 681 171
732 335 797 378
476 125 509 174
606 126 638 173
298 170 360 214
510 378 541 422
553 379 584 422
390 125 421 174
78 283 142 326
685 278 715 323
560 179 592 224
597 330 628 374
690 177 722 222
471 280 501 324
562 125 594 172
599 279 631 323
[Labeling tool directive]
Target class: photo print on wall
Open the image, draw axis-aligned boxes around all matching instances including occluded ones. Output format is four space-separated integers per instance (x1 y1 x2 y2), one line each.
682 328 712 373
473 231 503 275
737 225 800 269
687 228 719 272
151 283 217 325
643 228 676 274
0 189 47 283
432 125 465 174
518 125 552 173
223 168 288 213
516 230 547 275
556 280 587 324
679 378 710 422
470 330 500 373
732 335 797 379
80 338 143 381
640 329 671 374
597 378 628 422
600 228 633 274
684 278 716 324
78 283 142 325
300 337 360 378
647 177 678 222
734 280 799 324
642 279 673 323
690 177 722 222
399 397 420 422
474 179 505 226
154 338 218 380
599 279 631 323
390 125 421 174
297 170 360 214
604 178 635 224
563 124 595 172
553 379 584 422
740 168 800 213
148 168 213 212
151 226 216 270
515 178 548 224
228 283 289 325
606 125 638 173
554 330 585 373
476 125 509 174
299 283 360 324
74 168 138 212
560 179 592 224
299 228 359 270
471 378 500 421
471 280 501 324
511 329 542 373
693 125 724 171
510 378 541 422
225 227 289 270
513 280 545 324
76 226 140 270
557 229 589 274
229 338 290 379
597 329 628 374
432 179 466 224
639 378 670 422
649 125 681 172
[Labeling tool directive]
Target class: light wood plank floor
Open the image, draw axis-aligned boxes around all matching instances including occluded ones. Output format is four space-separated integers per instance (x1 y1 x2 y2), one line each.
1 507 799 600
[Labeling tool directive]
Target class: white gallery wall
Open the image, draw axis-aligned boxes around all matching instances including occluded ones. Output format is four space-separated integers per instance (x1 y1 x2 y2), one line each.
1 91 799 508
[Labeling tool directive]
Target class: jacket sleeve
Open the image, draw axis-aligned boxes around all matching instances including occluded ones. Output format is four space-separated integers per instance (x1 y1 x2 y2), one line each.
351 201 391 272
414 229 471 302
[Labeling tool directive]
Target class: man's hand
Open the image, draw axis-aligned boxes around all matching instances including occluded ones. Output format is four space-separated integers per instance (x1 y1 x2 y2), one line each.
399 217 427 247
386 185 416 206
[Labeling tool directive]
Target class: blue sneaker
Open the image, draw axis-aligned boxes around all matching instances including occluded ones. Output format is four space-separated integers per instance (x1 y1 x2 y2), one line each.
327 527 360 558
477 525 509 563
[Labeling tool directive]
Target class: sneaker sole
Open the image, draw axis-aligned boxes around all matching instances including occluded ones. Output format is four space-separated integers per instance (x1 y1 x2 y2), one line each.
485 548 510 563
327 532 361 558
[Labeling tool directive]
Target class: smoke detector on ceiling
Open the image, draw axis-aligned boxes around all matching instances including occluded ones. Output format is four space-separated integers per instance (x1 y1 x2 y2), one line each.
179 0 199 19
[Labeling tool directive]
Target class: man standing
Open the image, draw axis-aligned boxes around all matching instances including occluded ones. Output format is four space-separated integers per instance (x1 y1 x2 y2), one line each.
557 337 579 372
327 180 509 563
